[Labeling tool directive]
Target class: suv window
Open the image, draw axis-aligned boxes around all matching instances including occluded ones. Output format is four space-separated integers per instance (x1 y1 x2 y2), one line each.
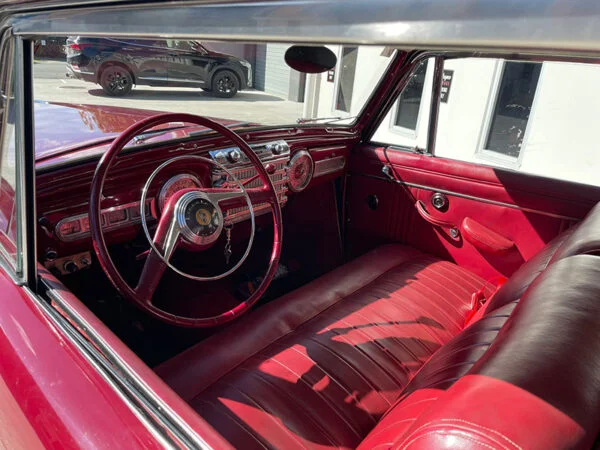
165 40 199 52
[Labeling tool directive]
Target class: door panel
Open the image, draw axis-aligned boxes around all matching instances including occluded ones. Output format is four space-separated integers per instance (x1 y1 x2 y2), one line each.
346 145 600 279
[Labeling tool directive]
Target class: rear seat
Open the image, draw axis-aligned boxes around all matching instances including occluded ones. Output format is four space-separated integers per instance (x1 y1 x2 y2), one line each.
357 204 600 449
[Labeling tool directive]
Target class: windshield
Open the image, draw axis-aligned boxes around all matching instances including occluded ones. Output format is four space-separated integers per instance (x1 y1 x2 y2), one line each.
34 38 395 156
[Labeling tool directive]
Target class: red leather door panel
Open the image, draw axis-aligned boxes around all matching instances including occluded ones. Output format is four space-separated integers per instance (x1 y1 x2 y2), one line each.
346 145 600 279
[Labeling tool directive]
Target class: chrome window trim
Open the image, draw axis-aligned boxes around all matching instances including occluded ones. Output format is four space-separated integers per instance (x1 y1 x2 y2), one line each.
7 0 600 56
351 172 580 222
38 285 209 449
14 37 27 281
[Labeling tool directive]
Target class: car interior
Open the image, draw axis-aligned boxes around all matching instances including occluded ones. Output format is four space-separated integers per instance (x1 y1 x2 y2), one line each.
26 37 600 448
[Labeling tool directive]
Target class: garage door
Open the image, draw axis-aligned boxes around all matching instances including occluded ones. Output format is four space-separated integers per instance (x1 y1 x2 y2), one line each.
254 44 291 99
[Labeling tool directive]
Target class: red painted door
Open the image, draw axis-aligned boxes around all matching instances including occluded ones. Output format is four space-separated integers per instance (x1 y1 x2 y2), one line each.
346 146 600 280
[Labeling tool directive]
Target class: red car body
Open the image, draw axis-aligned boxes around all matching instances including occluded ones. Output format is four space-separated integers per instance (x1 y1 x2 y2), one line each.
2 1 600 449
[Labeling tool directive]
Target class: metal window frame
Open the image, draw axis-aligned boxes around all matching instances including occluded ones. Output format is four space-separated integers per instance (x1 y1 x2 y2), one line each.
388 58 433 140
0 31 31 285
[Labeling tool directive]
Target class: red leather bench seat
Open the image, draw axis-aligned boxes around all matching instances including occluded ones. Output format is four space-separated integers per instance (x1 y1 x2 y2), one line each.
156 203 600 449
157 245 491 448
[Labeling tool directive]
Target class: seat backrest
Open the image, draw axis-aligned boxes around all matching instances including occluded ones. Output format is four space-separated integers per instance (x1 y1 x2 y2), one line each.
486 201 600 312
359 255 600 449
389 202 600 399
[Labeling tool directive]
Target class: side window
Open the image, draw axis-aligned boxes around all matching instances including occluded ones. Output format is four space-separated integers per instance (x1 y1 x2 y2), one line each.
334 46 358 114
393 61 427 134
434 57 600 186
0 37 22 273
371 58 434 150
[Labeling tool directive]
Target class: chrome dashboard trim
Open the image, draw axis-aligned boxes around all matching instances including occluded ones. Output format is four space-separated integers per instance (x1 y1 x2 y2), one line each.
314 155 346 178
352 172 581 222
55 199 154 242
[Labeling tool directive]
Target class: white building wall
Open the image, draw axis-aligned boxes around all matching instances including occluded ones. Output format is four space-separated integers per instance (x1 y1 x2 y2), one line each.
316 46 393 118
364 55 600 187
518 62 600 186
434 58 498 162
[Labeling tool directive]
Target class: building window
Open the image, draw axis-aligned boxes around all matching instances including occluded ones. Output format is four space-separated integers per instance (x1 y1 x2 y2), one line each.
484 61 541 158
393 61 427 132
335 46 358 113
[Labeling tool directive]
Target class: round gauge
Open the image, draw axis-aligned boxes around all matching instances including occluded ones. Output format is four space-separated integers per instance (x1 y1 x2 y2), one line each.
287 150 314 193
159 174 201 210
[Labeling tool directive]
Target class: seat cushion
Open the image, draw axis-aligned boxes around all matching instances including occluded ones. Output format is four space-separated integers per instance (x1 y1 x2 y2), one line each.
156 244 489 449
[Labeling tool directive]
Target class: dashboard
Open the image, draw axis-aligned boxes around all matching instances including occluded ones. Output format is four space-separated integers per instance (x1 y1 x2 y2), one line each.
38 136 349 275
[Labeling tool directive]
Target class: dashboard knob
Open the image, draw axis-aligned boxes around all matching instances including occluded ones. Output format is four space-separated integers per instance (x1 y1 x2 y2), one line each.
228 149 242 163
272 143 284 155
63 260 78 274
214 151 227 163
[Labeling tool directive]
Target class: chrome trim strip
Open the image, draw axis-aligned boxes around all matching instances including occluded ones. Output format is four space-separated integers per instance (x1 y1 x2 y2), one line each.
55 199 154 242
314 156 346 178
137 76 204 85
24 286 191 449
426 56 444 154
14 37 28 282
352 172 581 222
10 1 600 55
135 76 168 82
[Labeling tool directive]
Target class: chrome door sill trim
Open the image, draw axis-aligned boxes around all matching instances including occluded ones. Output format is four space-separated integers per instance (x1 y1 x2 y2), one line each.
34 285 210 449
351 172 580 222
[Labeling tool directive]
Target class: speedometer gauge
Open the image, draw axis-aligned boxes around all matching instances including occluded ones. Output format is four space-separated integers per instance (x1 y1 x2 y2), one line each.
159 174 201 210
287 151 314 193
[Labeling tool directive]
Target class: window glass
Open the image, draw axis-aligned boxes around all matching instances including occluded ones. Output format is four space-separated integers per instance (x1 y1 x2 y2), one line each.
335 46 358 113
36 38 393 132
371 58 434 150
484 62 541 157
434 57 600 187
394 61 427 131
165 40 198 52
0 38 22 273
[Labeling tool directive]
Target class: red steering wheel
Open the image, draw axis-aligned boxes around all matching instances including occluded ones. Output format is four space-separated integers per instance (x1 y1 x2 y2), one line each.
89 113 283 327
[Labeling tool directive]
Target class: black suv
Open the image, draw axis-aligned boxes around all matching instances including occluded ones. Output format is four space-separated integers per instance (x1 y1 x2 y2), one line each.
66 37 252 98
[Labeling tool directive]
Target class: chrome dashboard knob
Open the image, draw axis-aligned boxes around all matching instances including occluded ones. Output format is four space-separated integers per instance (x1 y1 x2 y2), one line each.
214 151 228 163
228 149 242 163
272 143 284 155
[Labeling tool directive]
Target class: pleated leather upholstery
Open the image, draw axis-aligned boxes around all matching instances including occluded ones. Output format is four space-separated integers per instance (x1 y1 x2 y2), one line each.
156 244 487 449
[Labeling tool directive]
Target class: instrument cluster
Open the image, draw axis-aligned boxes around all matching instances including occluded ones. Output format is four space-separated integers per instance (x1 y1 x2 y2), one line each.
53 139 320 242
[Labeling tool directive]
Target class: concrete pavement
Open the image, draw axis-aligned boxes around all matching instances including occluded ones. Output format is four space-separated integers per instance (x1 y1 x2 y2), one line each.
33 60 304 125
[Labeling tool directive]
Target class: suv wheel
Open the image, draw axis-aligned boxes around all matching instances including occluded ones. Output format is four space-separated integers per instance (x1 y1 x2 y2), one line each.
211 70 239 98
100 65 133 96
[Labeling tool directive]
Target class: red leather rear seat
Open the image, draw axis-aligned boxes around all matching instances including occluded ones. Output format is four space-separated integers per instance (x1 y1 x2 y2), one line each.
156 203 600 449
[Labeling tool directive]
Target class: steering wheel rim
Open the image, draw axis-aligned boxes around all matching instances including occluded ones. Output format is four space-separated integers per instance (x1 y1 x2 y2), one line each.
89 113 283 327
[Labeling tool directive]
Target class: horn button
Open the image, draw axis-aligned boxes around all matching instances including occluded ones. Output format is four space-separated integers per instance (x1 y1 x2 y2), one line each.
177 193 224 246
